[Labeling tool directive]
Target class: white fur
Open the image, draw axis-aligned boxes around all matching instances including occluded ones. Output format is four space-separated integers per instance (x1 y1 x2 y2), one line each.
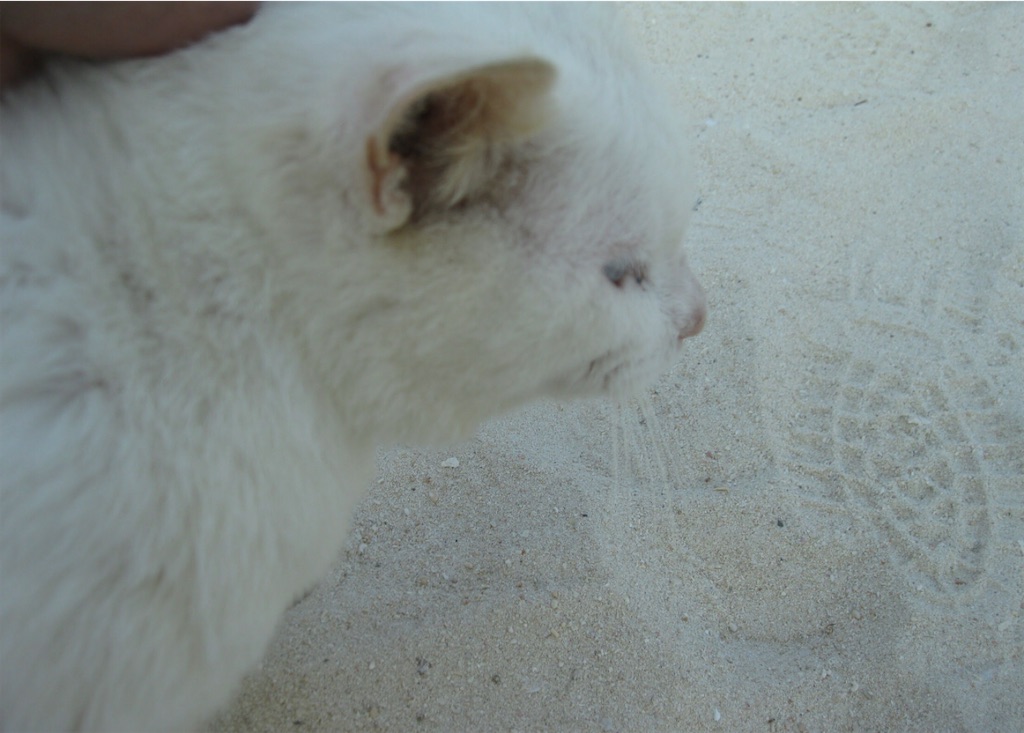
0 4 705 730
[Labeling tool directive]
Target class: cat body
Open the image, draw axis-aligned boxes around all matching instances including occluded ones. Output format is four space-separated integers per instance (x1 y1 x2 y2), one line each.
0 4 704 730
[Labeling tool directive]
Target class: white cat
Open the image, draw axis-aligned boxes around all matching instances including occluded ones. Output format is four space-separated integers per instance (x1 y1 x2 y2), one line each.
0 4 705 730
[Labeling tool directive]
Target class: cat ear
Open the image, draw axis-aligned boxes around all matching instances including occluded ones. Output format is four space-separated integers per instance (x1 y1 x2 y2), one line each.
365 57 556 231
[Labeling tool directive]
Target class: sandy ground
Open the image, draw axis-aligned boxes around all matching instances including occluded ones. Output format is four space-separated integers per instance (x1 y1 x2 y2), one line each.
208 4 1023 732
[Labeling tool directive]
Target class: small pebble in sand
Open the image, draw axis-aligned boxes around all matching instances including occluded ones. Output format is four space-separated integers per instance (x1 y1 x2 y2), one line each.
441 457 460 468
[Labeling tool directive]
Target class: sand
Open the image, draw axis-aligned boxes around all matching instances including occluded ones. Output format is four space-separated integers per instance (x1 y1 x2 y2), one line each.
207 4 1023 732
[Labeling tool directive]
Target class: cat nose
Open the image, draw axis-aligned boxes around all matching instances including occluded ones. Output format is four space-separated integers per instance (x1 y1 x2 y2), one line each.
681 299 706 339
677 282 706 341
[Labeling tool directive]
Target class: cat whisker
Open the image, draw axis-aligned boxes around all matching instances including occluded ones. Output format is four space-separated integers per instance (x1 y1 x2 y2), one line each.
606 379 683 500
649 394 687 492
622 401 649 488
611 400 623 497
638 394 674 493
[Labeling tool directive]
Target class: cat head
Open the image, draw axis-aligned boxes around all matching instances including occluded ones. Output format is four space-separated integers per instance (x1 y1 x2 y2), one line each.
230 4 705 444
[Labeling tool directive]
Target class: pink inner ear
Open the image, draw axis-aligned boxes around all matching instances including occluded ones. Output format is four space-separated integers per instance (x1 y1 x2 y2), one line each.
365 135 405 217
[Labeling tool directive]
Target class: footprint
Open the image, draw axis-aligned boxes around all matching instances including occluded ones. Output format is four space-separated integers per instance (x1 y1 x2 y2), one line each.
776 259 1021 605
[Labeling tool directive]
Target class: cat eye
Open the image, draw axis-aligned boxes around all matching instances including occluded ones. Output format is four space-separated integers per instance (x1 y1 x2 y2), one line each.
602 258 649 289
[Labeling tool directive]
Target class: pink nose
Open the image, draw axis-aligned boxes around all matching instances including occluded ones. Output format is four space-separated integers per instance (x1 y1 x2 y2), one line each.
678 282 707 341
679 301 706 340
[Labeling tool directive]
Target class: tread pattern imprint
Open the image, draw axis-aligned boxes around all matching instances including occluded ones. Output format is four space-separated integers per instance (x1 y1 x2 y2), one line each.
774 246 1023 610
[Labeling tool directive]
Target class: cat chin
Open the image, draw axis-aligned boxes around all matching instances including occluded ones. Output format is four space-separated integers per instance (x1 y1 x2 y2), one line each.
548 348 677 403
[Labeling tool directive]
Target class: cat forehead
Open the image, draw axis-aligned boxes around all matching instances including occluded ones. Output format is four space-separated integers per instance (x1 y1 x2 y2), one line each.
550 49 689 218
566 111 691 240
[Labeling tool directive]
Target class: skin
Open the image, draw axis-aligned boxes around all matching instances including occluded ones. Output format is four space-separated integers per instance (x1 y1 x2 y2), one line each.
0 2 258 90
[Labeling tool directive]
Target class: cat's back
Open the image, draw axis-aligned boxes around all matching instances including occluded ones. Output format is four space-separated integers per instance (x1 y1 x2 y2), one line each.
0 202 360 730
0 27 357 730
